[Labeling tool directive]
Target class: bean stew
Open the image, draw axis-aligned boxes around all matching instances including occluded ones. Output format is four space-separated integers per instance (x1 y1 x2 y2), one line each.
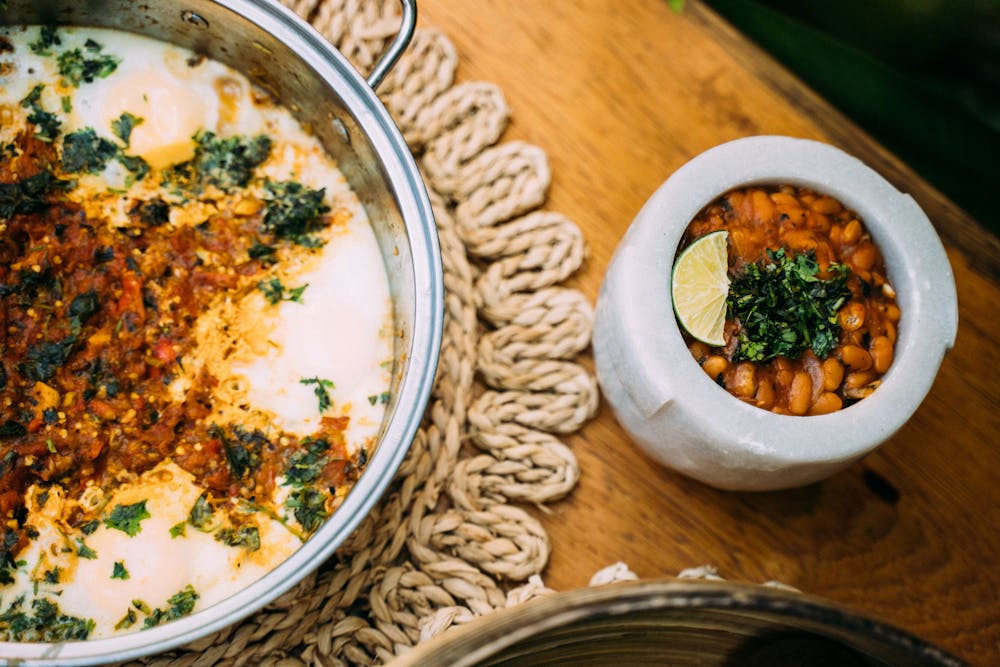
679 184 900 415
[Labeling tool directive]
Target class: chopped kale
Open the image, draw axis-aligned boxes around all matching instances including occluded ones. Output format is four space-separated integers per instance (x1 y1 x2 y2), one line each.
111 561 129 580
28 25 61 55
141 585 199 628
111 111 143 146
261 180 330 246
257 278 307 305
103 500 151 537
300 377 335 413
61 128 117 174
0 598 95 641
284 439 329 487
286 487 328 534
20 337 77 383
57 42 121 87
215 525 260 552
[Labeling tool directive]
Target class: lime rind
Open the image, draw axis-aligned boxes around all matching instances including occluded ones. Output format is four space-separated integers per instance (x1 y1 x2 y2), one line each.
671 230 730 347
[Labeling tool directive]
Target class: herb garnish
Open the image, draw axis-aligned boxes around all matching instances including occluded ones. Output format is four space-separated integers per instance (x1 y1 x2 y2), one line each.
284 438 329 487
215 526 260 552
300 377 335 413
0 597 95 641
111 112 144 147
169 522 186 538
103 500 151 537
28 25 61 56
111 561 130 580
75 539 97 560
19 84 61 142
141 585 199 628
262 180 330 246
61 128 118 174
286 487 328 534
257 278 308 305
727 248 850 362
57 39 121 87
188 495 214 531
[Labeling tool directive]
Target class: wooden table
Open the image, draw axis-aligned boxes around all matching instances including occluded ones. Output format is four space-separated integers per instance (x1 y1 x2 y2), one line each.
419 1 1000 664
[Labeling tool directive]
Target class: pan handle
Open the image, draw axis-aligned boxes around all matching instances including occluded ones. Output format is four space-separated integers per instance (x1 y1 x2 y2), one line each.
366 0 416 90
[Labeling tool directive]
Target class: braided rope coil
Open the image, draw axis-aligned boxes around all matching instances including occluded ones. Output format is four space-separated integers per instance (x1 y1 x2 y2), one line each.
132 4 596 665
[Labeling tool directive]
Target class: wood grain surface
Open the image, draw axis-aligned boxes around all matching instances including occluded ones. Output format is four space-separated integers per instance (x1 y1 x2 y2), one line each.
418 1 1000 664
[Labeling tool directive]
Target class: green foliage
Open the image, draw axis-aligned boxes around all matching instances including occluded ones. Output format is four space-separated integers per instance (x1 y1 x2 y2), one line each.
111 112 144 147
61 128 117 174
286 487 328 534
215 526 261 552
299 377 335 413
104 500 151 537
262 181 330 246
284 439 330 487
0 597 95 641
57 39 121 87
141 585 199 628
727 249 849 362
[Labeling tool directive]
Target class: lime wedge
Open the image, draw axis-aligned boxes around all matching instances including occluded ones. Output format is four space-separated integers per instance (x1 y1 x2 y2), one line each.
671 230 730 347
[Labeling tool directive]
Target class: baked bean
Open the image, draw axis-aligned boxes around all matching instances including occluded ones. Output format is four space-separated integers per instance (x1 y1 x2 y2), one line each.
702 355 728 380
840 345 873 371
821 358 844 391
809 392 843 415
789 371 813 415
731 362 758 398
782 230 817 253
755 378 776 410
842 219 862 244
689 341 709 361
839 301 866 332
849 241 876 272
810 196 843 215
870 336 894 374
770 192 798 207
751 189 776 224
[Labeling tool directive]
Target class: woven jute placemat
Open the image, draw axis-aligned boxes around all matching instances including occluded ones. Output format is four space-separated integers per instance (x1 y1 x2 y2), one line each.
129 2 600 665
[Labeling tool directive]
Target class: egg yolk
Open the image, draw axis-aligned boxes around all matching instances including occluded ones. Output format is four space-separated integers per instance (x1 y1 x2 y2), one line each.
100 70 208 169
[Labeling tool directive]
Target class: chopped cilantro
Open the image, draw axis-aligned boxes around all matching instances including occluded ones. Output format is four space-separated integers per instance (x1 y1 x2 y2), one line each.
19 84 61 142
188 495 214 530
286 487 328 534
28 25 61 55
111 561 129 580
61 128 117 173
215 525 260 552
79 519 99 535
367 391 390 406
141 585 199 628
261 180 330 246
0 170 71 218
208 424 266 480
727 249 851 362
299 376 335 413
114 608 137 630
0 598 94 641
103 500 151 537
169 522 186 538
61 95 72 113
111 111 143 146
57 42 121 87
45 439 56 453
21 337 76 382
117 153 150 181
257 278 308 305
76 539 97 560
248 239 277 261
43 568 61 585
284 438 329 487
165 131 271 192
